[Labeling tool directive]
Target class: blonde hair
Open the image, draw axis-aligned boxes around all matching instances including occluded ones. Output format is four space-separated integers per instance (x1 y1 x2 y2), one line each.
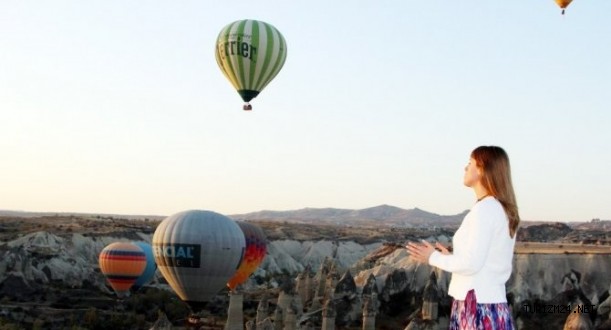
471 146 520 238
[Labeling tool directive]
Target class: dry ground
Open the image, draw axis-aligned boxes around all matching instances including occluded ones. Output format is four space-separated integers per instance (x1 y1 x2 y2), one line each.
515 241 611 254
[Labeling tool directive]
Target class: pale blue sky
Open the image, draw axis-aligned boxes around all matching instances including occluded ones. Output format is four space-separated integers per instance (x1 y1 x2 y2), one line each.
1 1 609 221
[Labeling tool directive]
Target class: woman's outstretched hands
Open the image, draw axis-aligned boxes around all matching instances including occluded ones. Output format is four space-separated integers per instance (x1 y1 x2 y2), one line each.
406 240 451 264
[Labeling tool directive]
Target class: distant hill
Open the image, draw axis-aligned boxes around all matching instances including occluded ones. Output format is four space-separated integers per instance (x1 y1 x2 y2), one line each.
230 204 468 228
2 207 608 232
0 210 165 221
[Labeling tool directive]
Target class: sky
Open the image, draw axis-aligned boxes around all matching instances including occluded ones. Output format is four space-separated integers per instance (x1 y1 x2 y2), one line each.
1 1 610 222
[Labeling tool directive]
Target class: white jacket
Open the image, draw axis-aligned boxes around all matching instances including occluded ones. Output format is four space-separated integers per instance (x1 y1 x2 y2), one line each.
429 196 515 303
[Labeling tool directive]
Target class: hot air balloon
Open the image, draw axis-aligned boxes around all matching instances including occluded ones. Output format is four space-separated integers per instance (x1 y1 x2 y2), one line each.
152 210 245 312
98 242 146 297
554 0 573 15
227 222 267 291
132 241 157 291
215 19 287 111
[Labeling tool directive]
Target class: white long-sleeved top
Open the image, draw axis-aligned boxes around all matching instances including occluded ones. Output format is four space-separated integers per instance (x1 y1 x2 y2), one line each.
429 196 515 303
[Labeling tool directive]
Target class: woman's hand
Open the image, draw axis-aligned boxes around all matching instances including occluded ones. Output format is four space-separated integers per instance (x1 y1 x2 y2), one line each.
405 240 436 264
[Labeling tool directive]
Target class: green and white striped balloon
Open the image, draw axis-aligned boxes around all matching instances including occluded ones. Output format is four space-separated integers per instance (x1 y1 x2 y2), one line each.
215 19 287 110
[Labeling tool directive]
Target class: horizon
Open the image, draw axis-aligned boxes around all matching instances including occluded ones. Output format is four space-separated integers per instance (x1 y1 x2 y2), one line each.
1 204 605 223
2 1 610 222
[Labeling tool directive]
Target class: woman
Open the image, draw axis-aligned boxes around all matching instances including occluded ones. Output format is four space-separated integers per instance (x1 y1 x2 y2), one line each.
406 146 519 330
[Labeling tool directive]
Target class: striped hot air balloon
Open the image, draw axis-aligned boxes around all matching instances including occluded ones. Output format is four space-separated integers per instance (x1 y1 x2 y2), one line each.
132 241 157 291
98 242 146 297
227 222 267 291
215 19 287 111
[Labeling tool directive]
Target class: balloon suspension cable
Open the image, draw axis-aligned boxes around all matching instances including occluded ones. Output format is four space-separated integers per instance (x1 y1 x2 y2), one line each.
243 103 252 111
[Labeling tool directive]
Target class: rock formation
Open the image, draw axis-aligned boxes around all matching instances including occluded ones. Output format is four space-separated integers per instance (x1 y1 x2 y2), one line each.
256 293 269 326
272 305 283 330
296 271 307 308
257 317 274 330
563 305 593 330
283 299 299 330
562 269 582 292
362 294 377 330
0 217 610 329
321 294 336 330
361 273 378 297
277 275 295 314
304 268 315 304
225 291 244 330
333 270 361 326
421 272 439 321
150 311 173 330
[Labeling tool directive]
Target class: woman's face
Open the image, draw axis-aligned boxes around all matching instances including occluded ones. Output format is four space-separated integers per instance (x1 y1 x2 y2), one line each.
463 157 482 187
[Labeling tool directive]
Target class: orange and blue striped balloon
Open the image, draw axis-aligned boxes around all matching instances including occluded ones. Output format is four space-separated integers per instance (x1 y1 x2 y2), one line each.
99 242 146 297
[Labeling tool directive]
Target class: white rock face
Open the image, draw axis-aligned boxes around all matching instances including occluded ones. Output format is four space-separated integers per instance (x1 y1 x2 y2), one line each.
353 248 450 295
509 253 611 302
353 247 611 304
260 241 305 275
1 230 610 307
258 240 380 277
0 231 148 292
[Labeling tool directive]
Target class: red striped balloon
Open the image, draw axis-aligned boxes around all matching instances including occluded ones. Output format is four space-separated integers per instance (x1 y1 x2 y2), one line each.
99 242 146 296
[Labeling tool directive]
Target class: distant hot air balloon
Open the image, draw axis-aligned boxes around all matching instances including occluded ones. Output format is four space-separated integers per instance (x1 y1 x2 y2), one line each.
215 19 287 111
227 222 267 291
554 0 573 15
152 210 246 312
98 242 146 297
132 241 157 291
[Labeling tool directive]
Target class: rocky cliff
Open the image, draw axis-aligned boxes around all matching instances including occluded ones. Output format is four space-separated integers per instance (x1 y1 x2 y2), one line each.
1 229 609 307
1 215 610 329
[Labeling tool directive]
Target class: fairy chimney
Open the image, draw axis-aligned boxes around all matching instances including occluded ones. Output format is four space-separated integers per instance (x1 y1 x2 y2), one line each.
277 275 294 313
362 274 379 297
258 318 274 330
334 270 357 298
315 257 331 297
225 291 244 330
283 300 299 330
422 272 439 321
305 269 315 303
256 294 270 326
321 294 336 330
272 305 283 330
296 272 307 307
362 295 376 330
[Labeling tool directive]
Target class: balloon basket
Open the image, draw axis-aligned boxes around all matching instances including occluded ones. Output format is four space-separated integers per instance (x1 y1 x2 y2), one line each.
243 103 252 111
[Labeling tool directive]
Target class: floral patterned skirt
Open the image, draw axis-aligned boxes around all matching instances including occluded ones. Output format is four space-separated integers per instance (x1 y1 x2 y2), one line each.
449 289 515 330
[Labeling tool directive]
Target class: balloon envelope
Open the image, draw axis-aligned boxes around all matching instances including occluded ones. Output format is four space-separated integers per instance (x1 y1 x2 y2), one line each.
152 210 246 308
554 0 572 8
227 222 267 291
98 242 146 297
554 0 573 14
215 19 287 108
133 241 157 289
